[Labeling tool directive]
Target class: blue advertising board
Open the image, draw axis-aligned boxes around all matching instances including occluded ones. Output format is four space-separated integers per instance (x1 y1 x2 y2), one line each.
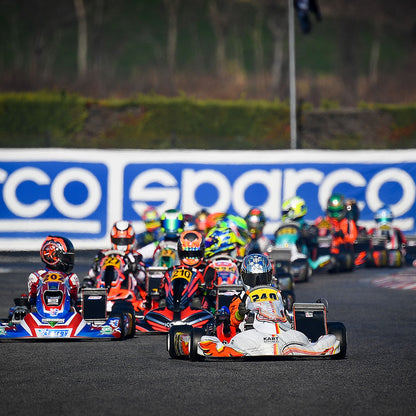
1 149 416 250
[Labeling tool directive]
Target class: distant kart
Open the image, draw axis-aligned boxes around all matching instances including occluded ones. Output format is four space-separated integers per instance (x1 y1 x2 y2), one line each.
0 272 135 341
167 286 346 360
82 249 148 315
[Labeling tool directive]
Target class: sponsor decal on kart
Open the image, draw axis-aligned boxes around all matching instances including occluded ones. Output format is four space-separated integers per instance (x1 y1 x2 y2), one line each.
35 328 71 337
100 325 115 335
263 336 279 343
41 318 66 325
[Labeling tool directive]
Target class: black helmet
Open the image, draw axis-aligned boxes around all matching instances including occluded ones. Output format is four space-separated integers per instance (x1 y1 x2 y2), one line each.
240 253 273 288
40 236 75 273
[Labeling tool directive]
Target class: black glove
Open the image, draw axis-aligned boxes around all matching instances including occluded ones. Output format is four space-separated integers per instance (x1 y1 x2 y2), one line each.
333 230 344 238
237 302 248 320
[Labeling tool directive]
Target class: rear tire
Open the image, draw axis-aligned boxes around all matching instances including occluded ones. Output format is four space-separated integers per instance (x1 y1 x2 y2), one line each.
328 321 347 359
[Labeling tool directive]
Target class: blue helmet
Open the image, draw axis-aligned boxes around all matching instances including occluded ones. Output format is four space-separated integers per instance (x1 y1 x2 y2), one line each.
240 253 273 287
374 206 393 227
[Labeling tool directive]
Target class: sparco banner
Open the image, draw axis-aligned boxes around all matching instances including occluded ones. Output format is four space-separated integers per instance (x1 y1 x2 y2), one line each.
1 149 415 250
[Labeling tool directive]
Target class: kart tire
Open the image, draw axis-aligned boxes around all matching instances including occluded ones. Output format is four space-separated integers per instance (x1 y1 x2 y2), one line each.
167 325 193 359
327 321 347 359
112 301 136 338
189 327 206 362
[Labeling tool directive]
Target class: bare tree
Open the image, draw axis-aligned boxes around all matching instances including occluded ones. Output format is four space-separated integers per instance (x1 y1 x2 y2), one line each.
74 0 88 79
266 3 287 99
163 0 181 84
208 0 230 79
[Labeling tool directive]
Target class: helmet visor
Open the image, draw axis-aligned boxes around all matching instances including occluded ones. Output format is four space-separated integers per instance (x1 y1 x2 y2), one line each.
243 272 271 287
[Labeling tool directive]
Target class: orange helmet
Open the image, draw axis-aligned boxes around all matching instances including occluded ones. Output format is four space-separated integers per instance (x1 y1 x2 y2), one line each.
111 221 135 252
178 230 205 267
205 212 226 232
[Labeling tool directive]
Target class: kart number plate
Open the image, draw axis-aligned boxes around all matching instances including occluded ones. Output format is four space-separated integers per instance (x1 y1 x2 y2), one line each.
102 256 122 269
249 288 278 303
171 268 193 282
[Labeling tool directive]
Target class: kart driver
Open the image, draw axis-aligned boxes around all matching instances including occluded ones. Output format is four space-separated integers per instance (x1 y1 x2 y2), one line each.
28 235 80 306
136 206 162 248
244 207 271 255
228 253 289 330
159 230 218 312
225 253 339 356
88 220 147 297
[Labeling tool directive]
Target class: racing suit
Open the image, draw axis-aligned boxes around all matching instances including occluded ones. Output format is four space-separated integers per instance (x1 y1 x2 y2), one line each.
136 228 162 249
327 216 358 255
28 269 79 306
245 235 271 255
228 286 289 330
159 261 218 312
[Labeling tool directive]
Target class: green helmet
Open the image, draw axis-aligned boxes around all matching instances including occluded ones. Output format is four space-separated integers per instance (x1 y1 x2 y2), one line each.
327 193 346 220
281 196 307 222
160 209 184 239
204 226 239 258
219 215 249 246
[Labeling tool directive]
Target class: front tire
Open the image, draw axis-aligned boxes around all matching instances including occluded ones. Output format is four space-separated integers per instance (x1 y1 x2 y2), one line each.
167 325 193 359
112 301 136 338
189 327 206 362
328 321 347 359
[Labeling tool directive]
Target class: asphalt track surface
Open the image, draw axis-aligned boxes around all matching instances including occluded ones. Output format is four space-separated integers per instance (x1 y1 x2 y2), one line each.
0 252 415 416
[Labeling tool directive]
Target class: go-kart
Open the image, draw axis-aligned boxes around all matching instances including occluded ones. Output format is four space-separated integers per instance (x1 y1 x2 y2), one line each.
82 249 148 315
135 265 214 333
0 272 135 341
167 285 346 360
208 256 241 285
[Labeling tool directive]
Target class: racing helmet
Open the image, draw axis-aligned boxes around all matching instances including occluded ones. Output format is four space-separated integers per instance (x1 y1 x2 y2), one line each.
327 193 346 220
245 208 266 239
160 209 185 239
205 226 239 259
142 206 161 232
205 212 226 232
219 215 249 246
111 220 135 252
194 209 209 234
240 253 273 288
40 235 75 273
178 230 205 267
374 206 393 228
281 196 307 222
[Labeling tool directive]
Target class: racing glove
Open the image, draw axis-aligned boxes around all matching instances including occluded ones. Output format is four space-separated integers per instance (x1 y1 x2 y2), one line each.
235 301 248 321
